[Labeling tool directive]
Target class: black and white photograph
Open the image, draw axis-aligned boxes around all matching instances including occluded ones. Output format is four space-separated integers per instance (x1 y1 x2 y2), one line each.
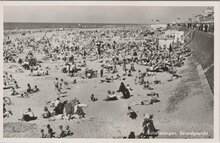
1 1 219 141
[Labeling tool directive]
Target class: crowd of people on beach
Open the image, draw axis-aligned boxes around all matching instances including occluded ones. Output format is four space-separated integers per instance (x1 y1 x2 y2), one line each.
3 24 192 138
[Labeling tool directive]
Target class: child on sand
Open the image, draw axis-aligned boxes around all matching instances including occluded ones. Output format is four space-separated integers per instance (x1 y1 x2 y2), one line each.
127 106 137 119
65 125 73 136
40 129 47 138
46 124 55 138
57 125 66 138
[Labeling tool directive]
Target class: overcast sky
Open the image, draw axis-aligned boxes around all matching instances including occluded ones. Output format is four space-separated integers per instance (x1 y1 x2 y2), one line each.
4 6 208 24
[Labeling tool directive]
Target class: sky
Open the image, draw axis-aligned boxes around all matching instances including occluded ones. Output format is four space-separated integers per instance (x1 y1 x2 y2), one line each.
4 6 209 24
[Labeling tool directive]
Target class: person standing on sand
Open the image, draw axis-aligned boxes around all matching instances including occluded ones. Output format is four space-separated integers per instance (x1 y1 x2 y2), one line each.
130 62 136 71
54 78 59 92
100 66 104 78
46 124 55 138
123 59 127 75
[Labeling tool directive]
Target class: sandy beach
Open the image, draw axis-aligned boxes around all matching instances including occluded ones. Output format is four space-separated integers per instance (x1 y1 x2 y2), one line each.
3 25 213 138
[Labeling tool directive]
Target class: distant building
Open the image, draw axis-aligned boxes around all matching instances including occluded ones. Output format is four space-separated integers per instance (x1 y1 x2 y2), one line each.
158 38 173 49
190 7 214 23
164 30 184 43
192 14 203 23
202 7 214 17
151 24 167 30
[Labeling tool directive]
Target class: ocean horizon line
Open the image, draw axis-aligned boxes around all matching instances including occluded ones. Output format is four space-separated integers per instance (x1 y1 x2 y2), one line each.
4 22 154 25
4 22 155 30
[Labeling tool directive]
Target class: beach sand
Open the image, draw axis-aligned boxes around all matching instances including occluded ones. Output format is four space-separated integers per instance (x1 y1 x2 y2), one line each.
3 29 213 138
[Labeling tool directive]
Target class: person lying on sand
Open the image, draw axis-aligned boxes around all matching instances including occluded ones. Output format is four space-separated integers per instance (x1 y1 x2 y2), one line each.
105 91 118 101
19 91 30 98
168 73 182 82
33 85 40 93
91 94 98 102
130 96 160 107
10 87 19 96
31 68 46 76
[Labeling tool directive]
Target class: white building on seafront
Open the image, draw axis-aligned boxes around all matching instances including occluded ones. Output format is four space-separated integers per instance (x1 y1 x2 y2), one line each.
150 24 167 30
158 29 185 49
164 30 184 43
158 38 173 49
